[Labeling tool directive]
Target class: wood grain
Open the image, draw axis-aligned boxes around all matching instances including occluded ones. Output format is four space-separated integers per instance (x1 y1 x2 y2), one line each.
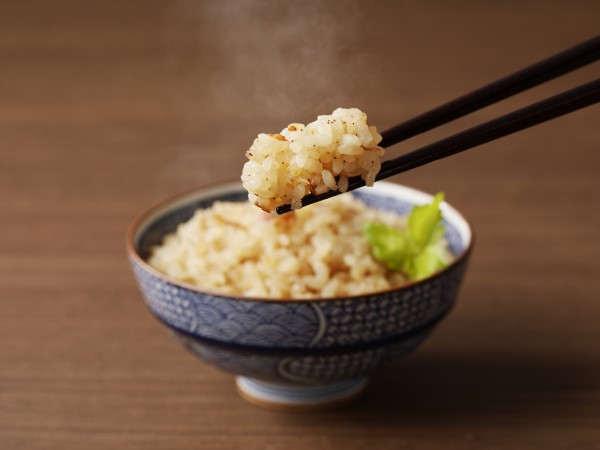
1 1 599 449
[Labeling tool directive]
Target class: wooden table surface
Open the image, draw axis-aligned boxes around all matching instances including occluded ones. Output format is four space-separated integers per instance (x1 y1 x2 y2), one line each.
1 1 599 448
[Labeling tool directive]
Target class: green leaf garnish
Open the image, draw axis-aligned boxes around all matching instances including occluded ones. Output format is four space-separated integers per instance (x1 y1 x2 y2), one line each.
363 193 450 281
362 222 407 271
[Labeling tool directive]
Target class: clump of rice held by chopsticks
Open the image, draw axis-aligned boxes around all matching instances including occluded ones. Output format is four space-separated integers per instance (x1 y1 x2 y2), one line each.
241 108 385 212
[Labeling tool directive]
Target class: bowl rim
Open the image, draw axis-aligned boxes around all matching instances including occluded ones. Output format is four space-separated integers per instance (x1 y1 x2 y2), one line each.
126 180 475 303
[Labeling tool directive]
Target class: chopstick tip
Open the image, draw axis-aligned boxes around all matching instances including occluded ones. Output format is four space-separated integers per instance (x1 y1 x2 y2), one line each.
275 204 292 215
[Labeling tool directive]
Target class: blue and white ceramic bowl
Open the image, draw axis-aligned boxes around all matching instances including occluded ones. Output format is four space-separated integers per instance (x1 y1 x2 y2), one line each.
126 181 473 410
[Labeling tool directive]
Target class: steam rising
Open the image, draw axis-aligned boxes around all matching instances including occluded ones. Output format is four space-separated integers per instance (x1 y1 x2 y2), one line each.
169 0 370 122
164 0 373 185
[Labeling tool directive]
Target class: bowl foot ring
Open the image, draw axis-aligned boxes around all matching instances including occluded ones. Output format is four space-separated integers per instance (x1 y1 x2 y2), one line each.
235 376 368 412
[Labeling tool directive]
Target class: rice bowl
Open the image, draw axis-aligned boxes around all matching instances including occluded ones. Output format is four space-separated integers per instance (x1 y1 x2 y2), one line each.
126 181 473 410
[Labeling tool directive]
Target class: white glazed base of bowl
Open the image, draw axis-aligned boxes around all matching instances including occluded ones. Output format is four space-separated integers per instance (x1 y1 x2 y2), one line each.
235 376 368 411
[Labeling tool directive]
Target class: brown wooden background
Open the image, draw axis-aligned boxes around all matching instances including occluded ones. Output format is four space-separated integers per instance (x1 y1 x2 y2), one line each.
1 1 599 448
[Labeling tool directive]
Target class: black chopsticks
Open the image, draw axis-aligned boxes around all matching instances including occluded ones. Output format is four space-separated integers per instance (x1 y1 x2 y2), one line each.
276 35 600 215
378 34 600 147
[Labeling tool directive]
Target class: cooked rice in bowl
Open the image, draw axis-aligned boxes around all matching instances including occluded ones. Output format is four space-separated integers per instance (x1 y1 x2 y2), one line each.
148 195 452 299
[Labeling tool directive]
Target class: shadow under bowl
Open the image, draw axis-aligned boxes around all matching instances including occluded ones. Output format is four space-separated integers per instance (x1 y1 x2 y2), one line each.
126 181 473 410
